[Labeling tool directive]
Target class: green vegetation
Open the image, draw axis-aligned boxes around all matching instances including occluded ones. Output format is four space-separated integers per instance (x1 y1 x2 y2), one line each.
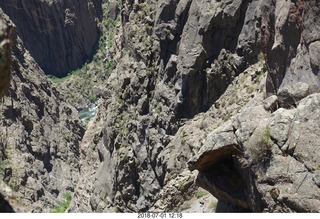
257 52 265 62
155 104 162 114
199 119 208 130
0 160 7 172
261 127 271 145
88 93 97 102
247 127 272 164
246 86 255 94
195 189 208 198
51 192 72 213
8 179 19 191
47 2 118 108
209 200 218 209
48 62 88 84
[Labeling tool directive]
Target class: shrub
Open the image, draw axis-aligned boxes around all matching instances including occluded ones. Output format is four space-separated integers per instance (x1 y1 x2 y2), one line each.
247 127 272 164
209 200 218 209
88 94 97 102
257 52 265 62
195 189 208 198
51 192 72 213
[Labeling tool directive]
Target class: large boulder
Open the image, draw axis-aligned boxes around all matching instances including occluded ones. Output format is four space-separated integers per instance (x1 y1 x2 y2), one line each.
190 93 320 212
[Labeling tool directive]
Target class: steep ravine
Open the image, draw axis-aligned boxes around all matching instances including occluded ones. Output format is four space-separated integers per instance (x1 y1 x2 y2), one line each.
71 0 270 212
71 0 320 213
0 0 103 77
0 8 85 212
2 0 320 213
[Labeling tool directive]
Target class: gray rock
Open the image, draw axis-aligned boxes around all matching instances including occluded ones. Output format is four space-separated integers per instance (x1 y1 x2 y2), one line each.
0 19 10 98
277 82 309 107
0 11 85 212
190 94 320 212
0 0 102 76
263 95 279 111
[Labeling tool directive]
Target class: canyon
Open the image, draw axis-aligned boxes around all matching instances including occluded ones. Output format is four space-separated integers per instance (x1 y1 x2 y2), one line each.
1 0 320 213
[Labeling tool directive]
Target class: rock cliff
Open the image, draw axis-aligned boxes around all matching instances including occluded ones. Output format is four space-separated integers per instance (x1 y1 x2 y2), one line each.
0 9 85 212
0 19 10 99
1 0 320 213
70 0 320 213
70 0 265 212
189 0 320 212
0 0 102 77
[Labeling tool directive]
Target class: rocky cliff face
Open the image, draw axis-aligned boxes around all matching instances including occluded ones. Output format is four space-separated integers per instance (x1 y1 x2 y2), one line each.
0 0 102 77
188 0 320 212
0 19 10 99
70 0 263 212
0 17 15 213
2 0 320 213
70 0 320 213
0 9 85 212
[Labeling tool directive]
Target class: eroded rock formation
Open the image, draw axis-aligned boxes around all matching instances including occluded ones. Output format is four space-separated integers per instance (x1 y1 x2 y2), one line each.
189 0 320 212
0 9 85 212
70 0 268 212
71 0 320 213
1 0 320 213
0 19 10 99
0 0 102 77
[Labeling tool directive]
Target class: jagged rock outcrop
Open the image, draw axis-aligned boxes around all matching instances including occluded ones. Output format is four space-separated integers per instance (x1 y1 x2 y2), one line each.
0 0 102 77
262 0 320 98
69 0 320 213
188 0 320 213
0 10 85 212
189 93 320 212
2 0 319 213
0 18 14 213
70 0 269 212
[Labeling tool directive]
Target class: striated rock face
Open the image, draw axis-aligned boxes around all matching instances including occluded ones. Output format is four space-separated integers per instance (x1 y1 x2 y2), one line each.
261 0 320 97
189 93 320 212
0 0 102 77
70 0 268 212
0 10 85 212
188 0 320 213
2 0 320 213
69 0 320 213
0 18 14 213
0 19 11 99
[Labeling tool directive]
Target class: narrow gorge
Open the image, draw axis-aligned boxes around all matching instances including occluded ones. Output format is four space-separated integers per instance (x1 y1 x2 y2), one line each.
1 0 320 213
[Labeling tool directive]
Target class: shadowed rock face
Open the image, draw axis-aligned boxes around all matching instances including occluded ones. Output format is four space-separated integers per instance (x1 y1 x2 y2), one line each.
0 17 14 214
69 0 268 212
0 0 102 77
1 0 320 213
186 0 320 213
0 193 14 212
0 10 85 212
0 20 11 98
261 0 320 96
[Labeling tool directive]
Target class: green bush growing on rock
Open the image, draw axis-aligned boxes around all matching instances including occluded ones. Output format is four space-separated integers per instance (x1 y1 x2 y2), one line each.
88 93 97 102
195 189 208 198
209 200 218 209
51 192 72 213
257 52 265 62
247 127 272 164
0 160 7 172
261 127 271 145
